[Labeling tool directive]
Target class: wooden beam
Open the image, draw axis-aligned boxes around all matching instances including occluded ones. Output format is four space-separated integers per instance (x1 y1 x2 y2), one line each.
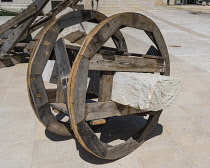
89 53 164 72
50 101 146 121
0 41 27 50
98 72 114 102
85 101 145 121
0 6 37 35
50 103 68 114
56 77 65 103
54 38 71 101
0 0 50 55
46 89 57 103
89 119 106 126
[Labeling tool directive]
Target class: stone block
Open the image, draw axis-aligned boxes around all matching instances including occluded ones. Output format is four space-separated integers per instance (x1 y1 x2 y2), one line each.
111 72 180 111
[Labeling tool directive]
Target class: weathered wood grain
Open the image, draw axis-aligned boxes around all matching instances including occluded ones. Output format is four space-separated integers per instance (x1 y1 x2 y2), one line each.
98 72 114 102
30 23 61 75
1 17 35 54
69 56 90 124
89 53 164 72
0 0 50 55
67 12 169 160
0 6 37 35
54 38 71 100
46 89 57 103
56 76 65 103
27 10 169 160
89 119 106 125
50 103 68 114
85 101 145 121
29 75 71 136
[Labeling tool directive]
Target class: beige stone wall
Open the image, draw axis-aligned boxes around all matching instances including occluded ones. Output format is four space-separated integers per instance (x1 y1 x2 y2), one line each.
0 0 155 14
11 0 32 3
154 0 168 6
82 0 154 15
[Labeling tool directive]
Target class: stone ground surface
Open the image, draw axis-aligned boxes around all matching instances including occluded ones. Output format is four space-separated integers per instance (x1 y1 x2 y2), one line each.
1 5 210 168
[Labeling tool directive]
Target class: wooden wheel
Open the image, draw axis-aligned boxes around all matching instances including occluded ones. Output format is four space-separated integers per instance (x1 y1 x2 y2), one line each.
27 10 127 136
28 11 170 159
67 12 169 159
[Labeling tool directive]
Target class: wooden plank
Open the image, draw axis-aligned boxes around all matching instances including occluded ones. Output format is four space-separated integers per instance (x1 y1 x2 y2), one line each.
98 71 113 102
46 89 56 103
0 0 50 55
28 15 52 34
89 53 163 72
0 29 13 39
1 17 35 54
66 44 80 51
0 41 27 51
49 101 146 121
50 103 68 114
56 76 65 103
0 6 37 35
89 119 106 125
85 101 120 120
85 101 145 121
54 38 71 100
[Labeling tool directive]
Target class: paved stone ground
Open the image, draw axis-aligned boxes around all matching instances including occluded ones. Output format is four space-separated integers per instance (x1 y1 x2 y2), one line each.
0 6 210 168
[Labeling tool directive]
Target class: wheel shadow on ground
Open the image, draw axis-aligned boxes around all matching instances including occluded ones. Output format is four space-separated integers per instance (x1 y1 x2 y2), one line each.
45 115 163 164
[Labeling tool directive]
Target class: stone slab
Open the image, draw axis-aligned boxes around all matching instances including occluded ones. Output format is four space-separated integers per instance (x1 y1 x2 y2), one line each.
112 72 180 111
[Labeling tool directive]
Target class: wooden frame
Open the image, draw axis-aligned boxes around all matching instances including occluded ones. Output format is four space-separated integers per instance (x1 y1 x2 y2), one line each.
27 11 170 160
27 10 127 137
67 12 169 159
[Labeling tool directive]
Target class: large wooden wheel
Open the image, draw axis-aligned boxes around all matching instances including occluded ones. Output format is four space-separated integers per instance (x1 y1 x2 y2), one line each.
67 12 169 159
27 10 127 136
28 11 170 159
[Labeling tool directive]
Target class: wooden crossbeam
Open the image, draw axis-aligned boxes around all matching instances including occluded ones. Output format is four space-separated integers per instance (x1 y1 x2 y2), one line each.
89 53 164 72
50 101 147 121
